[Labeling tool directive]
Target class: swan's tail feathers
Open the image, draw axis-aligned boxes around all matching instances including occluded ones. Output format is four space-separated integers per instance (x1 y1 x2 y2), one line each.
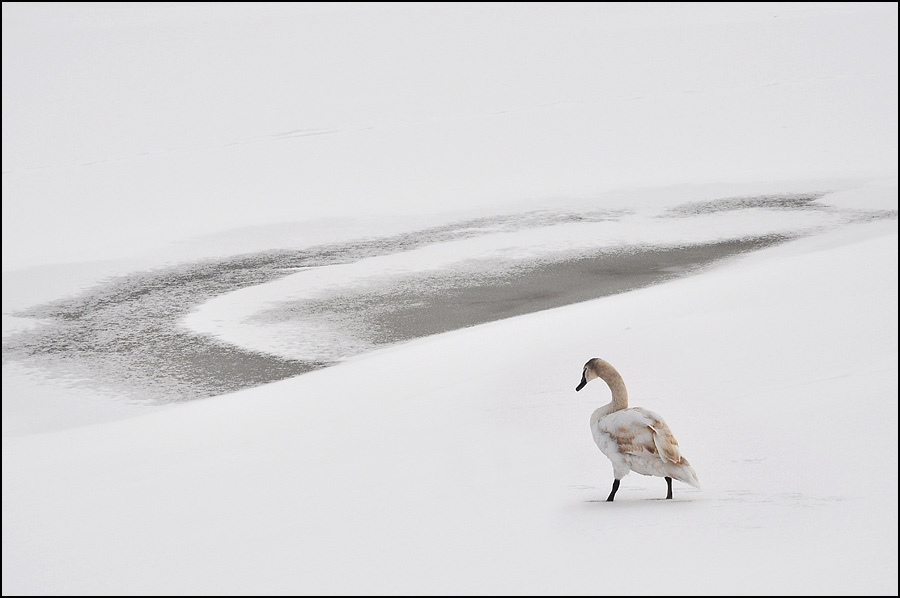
673 458 701 489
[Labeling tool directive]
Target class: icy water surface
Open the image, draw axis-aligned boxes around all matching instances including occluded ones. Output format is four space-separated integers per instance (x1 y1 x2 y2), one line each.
256 236 790 351
2 193 894 404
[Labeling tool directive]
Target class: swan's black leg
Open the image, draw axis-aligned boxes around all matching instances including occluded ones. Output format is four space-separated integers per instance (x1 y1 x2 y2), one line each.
665 476 673 500
606 479 621 502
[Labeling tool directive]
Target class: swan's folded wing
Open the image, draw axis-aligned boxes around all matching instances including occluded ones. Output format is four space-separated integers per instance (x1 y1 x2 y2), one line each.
632 408 684 465
649 424 683 464
599 410 665 461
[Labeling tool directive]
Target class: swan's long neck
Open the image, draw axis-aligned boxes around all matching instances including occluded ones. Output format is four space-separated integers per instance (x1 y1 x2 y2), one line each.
594 359 629 414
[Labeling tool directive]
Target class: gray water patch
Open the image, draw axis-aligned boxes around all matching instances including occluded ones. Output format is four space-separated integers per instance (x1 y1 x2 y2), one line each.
663 192 830 216
3 198 894 405
256 236 793 349
662 191 897 225
2 208 624 403
840 208 899 223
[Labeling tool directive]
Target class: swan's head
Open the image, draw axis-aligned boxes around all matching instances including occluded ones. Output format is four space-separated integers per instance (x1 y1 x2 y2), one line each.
575 358 602 391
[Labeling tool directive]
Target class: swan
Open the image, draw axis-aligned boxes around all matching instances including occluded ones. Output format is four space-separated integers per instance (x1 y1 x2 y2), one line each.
575 358 700 501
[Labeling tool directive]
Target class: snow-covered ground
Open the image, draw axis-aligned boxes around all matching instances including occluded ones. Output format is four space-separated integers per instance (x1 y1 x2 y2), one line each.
3 204 897 595
3 3 898 595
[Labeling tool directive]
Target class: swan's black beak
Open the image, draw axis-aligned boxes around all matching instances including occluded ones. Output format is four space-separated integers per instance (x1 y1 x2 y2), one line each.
575 375 586 392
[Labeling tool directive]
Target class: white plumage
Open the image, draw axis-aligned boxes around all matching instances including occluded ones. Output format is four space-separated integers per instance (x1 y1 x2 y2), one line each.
576 357 699 501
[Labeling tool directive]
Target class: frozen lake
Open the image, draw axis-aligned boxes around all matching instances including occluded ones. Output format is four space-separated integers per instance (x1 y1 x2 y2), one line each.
3 191 893 405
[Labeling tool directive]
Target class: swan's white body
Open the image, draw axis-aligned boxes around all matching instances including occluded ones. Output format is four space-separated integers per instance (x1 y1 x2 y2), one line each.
577 358 699 499
590 406 700 488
